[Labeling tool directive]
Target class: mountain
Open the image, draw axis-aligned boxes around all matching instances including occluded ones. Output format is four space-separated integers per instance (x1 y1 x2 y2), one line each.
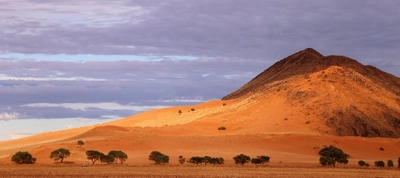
1 48 400 166
223 48 400 138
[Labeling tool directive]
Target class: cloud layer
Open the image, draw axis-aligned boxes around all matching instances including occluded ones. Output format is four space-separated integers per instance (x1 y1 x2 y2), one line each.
0 0 399 140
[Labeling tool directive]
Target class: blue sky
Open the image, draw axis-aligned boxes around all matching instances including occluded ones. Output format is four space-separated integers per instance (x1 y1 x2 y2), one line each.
0 0 399 141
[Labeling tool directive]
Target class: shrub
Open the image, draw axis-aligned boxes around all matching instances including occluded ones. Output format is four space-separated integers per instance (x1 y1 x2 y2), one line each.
358 160 366 167
318 145 349 167
222 103 226 106
374 160 385 168
233 154 250 165
251 158 263 166
11 151 36 164
218 126 226 130
178 155 186 165
108 150 128 164
258 155 270 165
148 151 169 164
178 110 182 115
387 160 394 167
380 147 384 151
50 148 70 163
191 108 195 111
365 163 370 167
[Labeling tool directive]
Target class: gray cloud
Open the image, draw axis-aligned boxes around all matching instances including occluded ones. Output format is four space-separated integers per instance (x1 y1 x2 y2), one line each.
0 0 399 123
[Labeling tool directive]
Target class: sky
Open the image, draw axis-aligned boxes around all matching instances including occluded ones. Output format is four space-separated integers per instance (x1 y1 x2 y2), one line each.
0 0 399 141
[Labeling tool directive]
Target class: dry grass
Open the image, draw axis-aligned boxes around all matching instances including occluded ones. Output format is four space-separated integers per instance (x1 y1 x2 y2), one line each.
0 165 399 178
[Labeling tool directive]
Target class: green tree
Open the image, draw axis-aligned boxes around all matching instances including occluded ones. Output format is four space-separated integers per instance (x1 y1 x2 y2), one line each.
398 157 400 168
257 155 270 165
358 160 366 167
108 150 128 164
77 140 84 148
374 160 385 168
318 145 349 167
178 155 185 165
148 151 169 164
11 151 36 164
233 154 250 166
188 156 204 165
387 160 394 168
203 156 212 165
50 148 70 163
86 150 104 165
101 154 115 164
251 158 263 166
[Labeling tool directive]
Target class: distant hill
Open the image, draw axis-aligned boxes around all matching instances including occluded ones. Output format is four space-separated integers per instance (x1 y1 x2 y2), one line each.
223 48 400 138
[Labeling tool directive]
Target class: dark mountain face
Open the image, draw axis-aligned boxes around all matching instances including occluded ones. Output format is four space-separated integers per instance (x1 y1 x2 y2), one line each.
223 48 400 100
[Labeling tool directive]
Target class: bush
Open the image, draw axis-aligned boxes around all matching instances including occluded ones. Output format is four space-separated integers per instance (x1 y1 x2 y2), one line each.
374 160 385 168
148 151 169 164
233 154 250 165
178 155 185 165
398 157 400 168
358 160 366 167
50 148 70 163
11 151 36 164
387 160 394 167
108 150 128 164
191 108 195 111
365 163 370 167
251 158 263 166
178 110 182 115
218 126 226 130
318 145 349 167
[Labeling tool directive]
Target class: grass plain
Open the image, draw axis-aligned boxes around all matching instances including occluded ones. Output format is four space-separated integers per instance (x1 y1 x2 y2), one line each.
0 164 399 178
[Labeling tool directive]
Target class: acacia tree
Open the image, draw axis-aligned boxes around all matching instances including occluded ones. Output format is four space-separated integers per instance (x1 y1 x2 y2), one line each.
188 156 204 165
233 154 250 166
318 145 349 167
387 160 394 168
50 148 70 163
108 150 128 164
251 158 263 166
77 140 84 148
375 160 385 168
257 155 270 165
11 151 36 164
148 151 169 164
101 154 115 164
203 156 212 165
86 150 104 165
358 160 366 167
209 157 224 165
178 155 186 165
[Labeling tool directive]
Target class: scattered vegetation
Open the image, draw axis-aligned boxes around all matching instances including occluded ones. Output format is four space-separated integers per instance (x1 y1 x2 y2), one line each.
305 121 311 124
77 140 84 148
358 160 366 167
178 155 186 165
218 126 226 130
108 150 128 164
318 145 349 167
188 156 204 165
191 108 195 111
387 160 394 168
86 150 104 165
178 110 182 115
222 103 226 106
11 151 36 164
233 154 250 166
380 147 384 151
148 151 169 164
374 160 385 168
50 148 70 163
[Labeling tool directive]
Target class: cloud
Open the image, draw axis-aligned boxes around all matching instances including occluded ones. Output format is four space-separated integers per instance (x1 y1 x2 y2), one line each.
21 102 168 112
0 112 19 121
